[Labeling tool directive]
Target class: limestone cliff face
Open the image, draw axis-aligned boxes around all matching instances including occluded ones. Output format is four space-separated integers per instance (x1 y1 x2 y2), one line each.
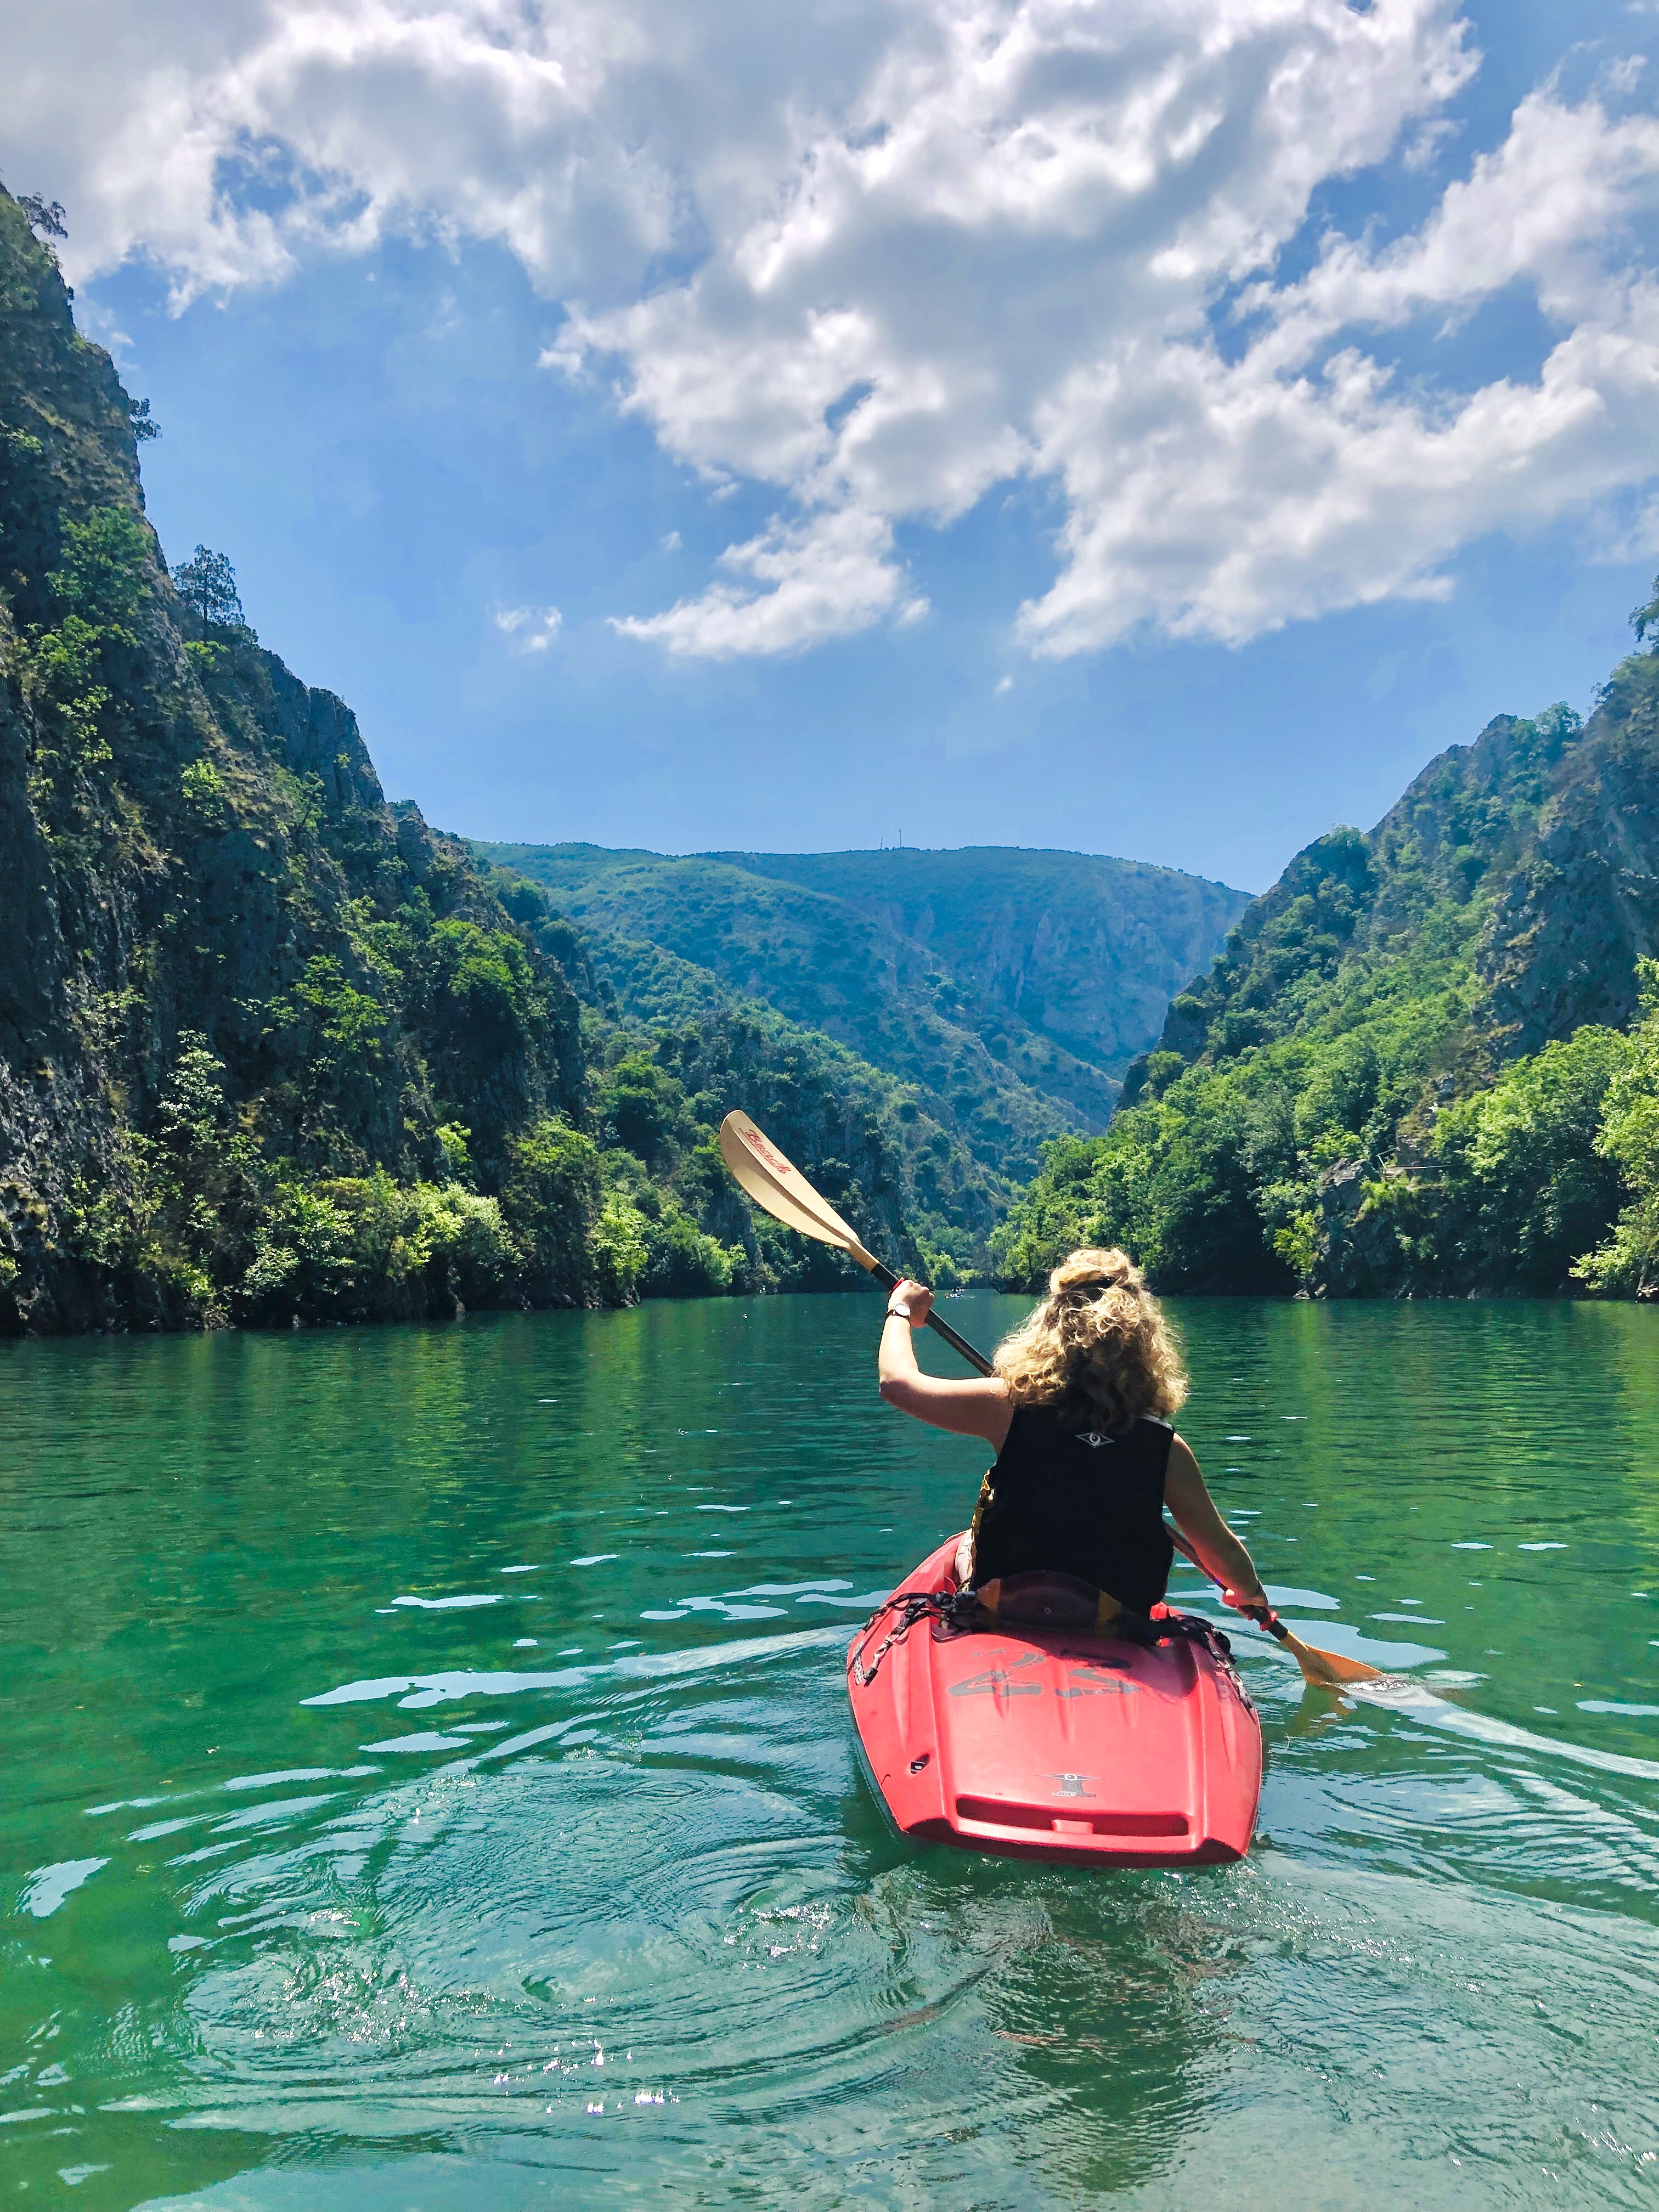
0 186 1017 1331
1132 667 1658 1098
1476 656 1659 1053
0 598 121 1312
0 189 585 1329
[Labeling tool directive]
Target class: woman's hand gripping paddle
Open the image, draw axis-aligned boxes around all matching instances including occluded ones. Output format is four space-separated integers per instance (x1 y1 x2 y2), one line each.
1163 1528 1385 1686
717 1110 994 1378
718 1110 1383 1690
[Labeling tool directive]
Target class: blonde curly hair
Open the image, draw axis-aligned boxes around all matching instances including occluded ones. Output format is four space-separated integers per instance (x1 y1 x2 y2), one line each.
994 1248 1187 1434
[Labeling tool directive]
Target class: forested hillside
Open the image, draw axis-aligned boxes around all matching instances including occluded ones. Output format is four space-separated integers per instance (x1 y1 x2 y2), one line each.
18 156 1648 1331
707 846 1246 1077
475 842 1248 1166
0 186 1003 1332
999 631 1659 1300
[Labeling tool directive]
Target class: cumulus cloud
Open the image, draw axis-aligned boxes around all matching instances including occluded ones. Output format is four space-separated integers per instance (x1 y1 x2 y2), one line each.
8 0 1658 657
1 0 668 302
611 506 913 656
493 602 562 651
1015 91 1659 652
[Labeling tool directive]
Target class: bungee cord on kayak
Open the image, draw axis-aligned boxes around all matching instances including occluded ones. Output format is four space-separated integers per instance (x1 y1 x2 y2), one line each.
848 1578 1252 1694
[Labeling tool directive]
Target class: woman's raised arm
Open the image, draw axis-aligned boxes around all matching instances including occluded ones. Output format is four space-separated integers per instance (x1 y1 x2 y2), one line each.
877 1278 1013 1448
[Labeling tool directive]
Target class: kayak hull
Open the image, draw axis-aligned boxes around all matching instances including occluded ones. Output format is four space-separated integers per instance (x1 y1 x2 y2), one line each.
847 1538 1262 1869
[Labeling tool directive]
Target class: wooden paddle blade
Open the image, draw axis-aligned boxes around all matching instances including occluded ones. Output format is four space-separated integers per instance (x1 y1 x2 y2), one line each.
1282 1628 1387 1686
718 1111 875 1268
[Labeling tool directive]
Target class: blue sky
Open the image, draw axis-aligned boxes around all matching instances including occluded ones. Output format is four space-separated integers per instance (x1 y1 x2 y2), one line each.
7 0 1658 890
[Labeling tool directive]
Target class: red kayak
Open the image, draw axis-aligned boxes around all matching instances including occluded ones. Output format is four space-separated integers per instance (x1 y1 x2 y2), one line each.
847 1537 1262 1869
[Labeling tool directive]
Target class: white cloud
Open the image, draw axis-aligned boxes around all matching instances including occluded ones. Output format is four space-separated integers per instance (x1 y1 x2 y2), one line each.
1015 91 1659 652
7 0 1658 658
610 506 902 657
493 603 562 652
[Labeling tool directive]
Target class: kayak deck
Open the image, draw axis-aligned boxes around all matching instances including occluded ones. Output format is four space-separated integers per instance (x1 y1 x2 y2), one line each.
847 1538 1262 1868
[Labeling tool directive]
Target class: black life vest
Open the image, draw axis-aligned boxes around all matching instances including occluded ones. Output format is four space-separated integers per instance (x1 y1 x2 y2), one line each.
970 1407 1175 1618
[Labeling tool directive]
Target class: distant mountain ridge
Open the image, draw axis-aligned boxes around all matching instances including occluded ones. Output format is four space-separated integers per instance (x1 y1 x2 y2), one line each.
706 846 1248 1076
474 841 1249 1175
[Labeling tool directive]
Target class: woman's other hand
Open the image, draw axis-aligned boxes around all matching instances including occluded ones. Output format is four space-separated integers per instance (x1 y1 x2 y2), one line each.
889 1278 933 1326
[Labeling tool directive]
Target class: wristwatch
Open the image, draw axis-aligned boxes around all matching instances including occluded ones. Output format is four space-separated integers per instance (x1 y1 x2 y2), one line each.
887 1299 911 1321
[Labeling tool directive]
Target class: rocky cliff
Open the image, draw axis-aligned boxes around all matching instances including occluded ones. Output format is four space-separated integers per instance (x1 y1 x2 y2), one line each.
1130 676 1658 1104
0 187 1006 1331
998 639 1659 1297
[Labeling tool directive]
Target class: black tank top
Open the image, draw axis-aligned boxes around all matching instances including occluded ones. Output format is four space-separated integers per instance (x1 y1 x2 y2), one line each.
971 1408 1175 1616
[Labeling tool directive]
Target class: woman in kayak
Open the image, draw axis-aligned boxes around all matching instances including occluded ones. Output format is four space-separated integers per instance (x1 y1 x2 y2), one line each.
878 1248 1267 1622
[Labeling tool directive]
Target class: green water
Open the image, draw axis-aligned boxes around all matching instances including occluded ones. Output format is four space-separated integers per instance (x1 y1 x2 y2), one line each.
5 1295 1659 2210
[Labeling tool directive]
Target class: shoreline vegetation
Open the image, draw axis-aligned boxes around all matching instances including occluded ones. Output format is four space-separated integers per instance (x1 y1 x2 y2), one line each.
2 178 1656 1335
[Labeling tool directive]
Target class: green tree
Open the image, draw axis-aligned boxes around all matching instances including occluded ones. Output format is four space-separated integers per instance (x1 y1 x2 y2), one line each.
293 955 388 1083
18 195 66 240
1575 961 1659 1300
49 507 152 628
171 545 244 630
63 1034 263 1325
1431 1026 1631 1291
590 1194 650 1302
601 1051 683 1165
500 1116 602 1305
641 1202 737 1297
20 505 154 826
240 1182 357 1319
427 919 539 1056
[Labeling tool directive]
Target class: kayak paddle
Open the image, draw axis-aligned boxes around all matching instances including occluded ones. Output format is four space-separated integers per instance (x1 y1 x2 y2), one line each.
1167 1533 1385 1686
718 1108 1385 1688
718 1110 992 1377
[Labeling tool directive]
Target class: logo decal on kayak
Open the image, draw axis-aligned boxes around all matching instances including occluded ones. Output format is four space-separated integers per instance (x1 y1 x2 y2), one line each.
948 1654 1043 1697
1051 1772 1096 1798
1057 1664 1138 1699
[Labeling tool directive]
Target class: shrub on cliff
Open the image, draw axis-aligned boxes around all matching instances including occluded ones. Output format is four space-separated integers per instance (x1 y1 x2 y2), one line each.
1574 961 1659 1300
498 1116 603 1306
1429 1026 1632 1293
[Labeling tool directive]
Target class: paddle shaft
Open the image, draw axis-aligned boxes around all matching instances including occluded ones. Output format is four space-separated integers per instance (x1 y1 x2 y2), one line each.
866 1256 998 1378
